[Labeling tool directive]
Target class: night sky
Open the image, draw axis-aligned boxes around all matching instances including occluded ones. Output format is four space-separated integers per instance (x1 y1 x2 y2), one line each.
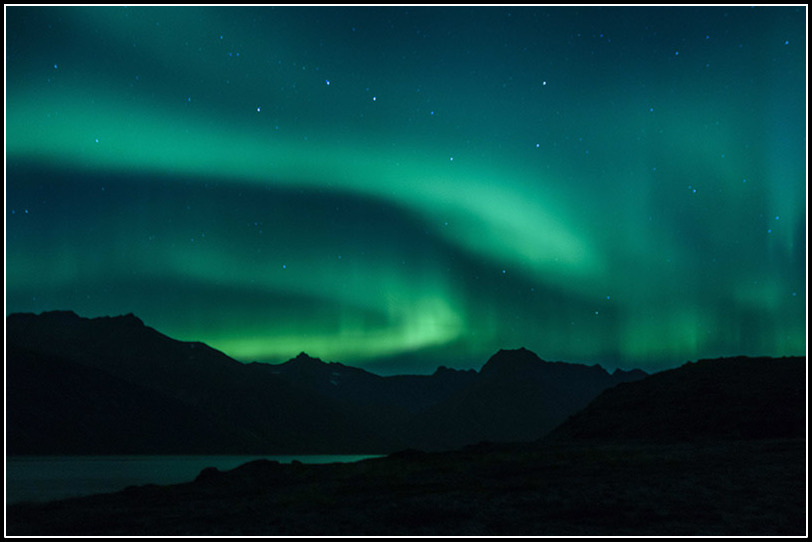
5 6 807 375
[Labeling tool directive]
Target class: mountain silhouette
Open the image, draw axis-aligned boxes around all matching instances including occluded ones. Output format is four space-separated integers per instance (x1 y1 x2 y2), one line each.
6 311 648 454
546 355 806 441
267 351 476 415
402 347 648 450
6 311 397 454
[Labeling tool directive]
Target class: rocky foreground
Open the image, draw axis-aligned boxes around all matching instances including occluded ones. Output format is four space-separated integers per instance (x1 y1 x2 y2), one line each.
7 354 806 535
6 437 805 536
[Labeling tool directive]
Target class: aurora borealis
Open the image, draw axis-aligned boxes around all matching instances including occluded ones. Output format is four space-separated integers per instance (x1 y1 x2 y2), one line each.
5 6 806 374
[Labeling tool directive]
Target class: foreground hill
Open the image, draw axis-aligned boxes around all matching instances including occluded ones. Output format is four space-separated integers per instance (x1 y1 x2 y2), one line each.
7 352 806 535
6 311 645 454
546 355 806 442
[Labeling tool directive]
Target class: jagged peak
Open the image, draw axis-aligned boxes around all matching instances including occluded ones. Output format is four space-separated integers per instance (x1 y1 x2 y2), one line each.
9 310 145 328
282 352 329 368
479 347 544 376
480 348 621 379
293 352 322 362
485 347 543 364
432 365 477 377
28 310 82 321
105 313 145 327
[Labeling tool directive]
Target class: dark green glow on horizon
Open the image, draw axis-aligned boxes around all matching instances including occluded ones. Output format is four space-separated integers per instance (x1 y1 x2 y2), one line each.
5 6 806 373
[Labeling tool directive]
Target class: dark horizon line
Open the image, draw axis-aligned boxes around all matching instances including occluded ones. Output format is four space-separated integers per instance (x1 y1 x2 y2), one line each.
8 309 805 378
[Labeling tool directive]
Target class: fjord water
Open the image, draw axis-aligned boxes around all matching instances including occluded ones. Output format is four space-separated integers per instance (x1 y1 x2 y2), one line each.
6 455 381 505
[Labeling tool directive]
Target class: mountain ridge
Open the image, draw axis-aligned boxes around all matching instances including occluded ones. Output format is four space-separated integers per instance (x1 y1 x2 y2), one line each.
6 311 400 454
7 310 651 454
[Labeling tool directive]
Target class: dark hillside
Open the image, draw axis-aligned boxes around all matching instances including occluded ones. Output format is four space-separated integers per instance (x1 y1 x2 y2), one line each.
546 356 806 441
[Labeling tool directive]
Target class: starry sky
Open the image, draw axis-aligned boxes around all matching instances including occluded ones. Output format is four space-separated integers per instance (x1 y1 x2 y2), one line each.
5 6 807 375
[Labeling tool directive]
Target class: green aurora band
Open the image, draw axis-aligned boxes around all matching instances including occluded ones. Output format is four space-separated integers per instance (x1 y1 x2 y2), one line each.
5 6 806 373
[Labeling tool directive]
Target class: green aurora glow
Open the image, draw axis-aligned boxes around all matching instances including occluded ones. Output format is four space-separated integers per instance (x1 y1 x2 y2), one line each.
5 6 807 374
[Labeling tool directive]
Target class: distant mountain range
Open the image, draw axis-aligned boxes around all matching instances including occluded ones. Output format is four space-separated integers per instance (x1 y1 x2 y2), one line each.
6 311 647 455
